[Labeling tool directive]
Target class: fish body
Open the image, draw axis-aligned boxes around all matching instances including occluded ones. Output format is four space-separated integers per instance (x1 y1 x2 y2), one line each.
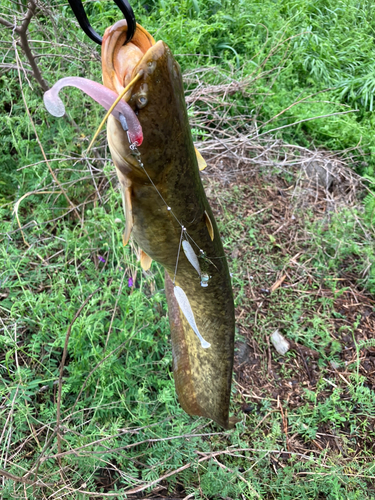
102 24 235 428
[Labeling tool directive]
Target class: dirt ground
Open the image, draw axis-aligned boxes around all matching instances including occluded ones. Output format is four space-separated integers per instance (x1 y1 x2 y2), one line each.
205 163 375 458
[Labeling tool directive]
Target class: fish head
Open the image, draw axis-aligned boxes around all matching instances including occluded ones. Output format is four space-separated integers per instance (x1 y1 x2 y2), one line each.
103 21 192 179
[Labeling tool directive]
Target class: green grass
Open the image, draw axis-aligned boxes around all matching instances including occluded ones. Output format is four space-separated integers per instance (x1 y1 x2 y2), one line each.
1 0 375 498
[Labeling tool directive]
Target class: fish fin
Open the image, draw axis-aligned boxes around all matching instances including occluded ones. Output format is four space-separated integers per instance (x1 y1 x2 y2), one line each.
204 210 214 241
140 250 152 271
195 148 207 171
121 184 133 246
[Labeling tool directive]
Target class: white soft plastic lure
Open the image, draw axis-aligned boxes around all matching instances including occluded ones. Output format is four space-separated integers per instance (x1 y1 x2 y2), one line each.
173 286 211 349
182 240 201 277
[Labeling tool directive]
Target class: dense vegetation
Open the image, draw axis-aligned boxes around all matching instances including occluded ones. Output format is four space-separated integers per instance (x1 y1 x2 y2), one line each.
1 0 375 498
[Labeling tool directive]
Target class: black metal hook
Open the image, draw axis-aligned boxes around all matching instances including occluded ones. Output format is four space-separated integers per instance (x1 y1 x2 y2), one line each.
67 0 136 45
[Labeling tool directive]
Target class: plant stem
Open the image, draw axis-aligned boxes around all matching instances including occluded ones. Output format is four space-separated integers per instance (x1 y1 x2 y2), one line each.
0 0 49 91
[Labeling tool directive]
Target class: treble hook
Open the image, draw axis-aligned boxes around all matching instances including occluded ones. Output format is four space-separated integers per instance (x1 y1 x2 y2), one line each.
67 0 136 45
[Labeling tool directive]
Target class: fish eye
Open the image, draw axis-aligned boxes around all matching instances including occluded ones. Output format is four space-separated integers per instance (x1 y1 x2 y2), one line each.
137 95 148 108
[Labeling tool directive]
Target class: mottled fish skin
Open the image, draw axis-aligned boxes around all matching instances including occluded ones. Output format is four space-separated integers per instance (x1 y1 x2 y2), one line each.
102 22 235 429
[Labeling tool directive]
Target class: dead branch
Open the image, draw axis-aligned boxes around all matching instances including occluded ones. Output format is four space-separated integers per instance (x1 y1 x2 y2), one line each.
0 0 49 91
0 468 55 488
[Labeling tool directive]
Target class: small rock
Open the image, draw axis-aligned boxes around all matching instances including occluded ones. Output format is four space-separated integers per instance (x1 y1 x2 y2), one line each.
270 330 290 355
303 160 334 189
236 341 251 364
330 360 340 370
231 247 240 259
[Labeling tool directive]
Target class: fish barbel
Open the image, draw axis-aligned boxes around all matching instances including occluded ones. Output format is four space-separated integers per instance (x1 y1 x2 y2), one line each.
44 21 235 429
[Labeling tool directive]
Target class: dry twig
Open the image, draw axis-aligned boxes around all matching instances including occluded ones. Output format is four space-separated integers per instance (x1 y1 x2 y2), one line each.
0 0 49 91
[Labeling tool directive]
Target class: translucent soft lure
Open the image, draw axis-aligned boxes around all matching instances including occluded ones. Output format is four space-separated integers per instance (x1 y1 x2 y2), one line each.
43 76 143 145
182 240 201 277
173 286 211 349
182 240 212 288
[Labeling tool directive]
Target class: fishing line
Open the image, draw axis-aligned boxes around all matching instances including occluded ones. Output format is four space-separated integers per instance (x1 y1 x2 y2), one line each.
127 141 199 243
122 134 225 290
184 231 205 253
120 122 213 348
118 115 212 260
129 143 190 283
118 116 185 233
173 226 185 284
131 148 180 225
115 112 224 294
184 231 220 269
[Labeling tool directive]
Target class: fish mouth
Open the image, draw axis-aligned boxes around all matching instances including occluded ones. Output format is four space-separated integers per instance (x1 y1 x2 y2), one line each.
102 21 174 170
102 20 161 104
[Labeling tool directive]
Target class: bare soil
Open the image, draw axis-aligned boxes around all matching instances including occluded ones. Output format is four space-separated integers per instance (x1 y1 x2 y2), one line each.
205 164 375 459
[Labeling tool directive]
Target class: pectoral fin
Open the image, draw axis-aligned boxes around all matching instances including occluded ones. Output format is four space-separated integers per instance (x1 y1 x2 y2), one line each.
195 148 207 171
204 210 214 241
140 250 152 270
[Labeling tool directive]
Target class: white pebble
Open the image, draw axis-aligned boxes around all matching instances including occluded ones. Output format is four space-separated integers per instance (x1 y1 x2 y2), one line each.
270 330 290 356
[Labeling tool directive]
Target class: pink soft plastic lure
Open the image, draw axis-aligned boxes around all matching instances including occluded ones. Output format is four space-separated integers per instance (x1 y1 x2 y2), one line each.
43 77 143 145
